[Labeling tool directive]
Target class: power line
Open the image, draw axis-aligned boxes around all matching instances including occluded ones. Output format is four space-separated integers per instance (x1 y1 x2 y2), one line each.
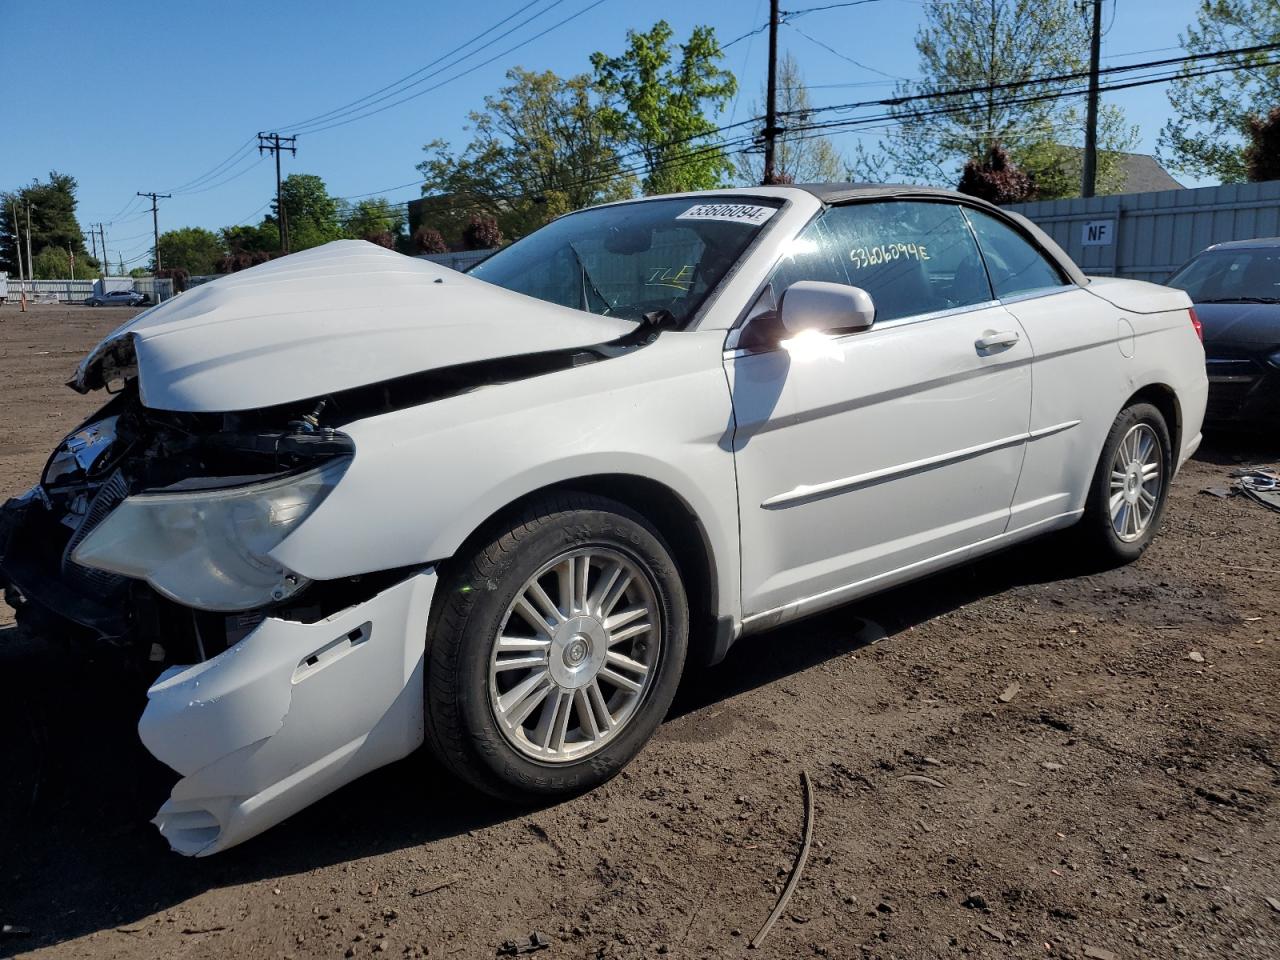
790 41 1280 119
279 0 569 132
290 0 614 136
788 23 906 80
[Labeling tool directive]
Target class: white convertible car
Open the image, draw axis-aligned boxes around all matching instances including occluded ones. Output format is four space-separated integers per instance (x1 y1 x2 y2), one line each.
0 184 1206 855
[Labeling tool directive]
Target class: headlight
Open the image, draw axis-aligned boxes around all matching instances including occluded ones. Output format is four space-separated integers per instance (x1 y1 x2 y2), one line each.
71 459 348 612
44 415 120 485
1269 348 1280 367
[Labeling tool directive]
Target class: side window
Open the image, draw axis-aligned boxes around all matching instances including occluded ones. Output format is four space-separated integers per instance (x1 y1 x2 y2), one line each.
964 208 1067 298
766 200 993 323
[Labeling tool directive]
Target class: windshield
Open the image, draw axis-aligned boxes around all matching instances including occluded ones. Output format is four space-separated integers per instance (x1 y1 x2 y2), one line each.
1167 247 1280 303
468 196 782 326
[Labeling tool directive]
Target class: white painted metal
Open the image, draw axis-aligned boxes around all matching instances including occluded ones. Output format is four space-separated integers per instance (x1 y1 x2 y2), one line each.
728 302 1033 617
51 185 1208 855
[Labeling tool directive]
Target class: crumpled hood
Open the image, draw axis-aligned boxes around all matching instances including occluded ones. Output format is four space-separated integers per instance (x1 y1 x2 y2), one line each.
72 240 634 412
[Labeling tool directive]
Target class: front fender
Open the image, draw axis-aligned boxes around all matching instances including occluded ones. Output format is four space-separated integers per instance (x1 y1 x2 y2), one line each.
270 331 742 623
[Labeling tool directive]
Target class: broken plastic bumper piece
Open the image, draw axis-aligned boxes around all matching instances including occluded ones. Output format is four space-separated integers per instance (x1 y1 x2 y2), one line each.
140 568 437 856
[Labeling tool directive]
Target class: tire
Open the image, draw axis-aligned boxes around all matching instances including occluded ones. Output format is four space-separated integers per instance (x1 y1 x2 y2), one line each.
424 492 689 801
1077 402 1173 565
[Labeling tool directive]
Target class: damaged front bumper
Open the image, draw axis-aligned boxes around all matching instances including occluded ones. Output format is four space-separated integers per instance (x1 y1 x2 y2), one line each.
143 568 436 856
2 490 437 856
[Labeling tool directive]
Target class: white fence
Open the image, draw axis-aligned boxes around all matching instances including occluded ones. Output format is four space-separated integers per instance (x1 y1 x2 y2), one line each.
1007 179 1280 283
0 276 175 304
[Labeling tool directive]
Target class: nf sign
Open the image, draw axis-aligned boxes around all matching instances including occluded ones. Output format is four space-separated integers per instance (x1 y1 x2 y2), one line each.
1082 219 1115 246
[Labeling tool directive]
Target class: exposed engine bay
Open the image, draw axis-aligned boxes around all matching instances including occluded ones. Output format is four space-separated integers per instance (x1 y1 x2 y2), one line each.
0 318 664 674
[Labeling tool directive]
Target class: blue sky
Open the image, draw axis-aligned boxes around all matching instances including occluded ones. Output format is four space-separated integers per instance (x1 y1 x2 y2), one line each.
2 0 1205 267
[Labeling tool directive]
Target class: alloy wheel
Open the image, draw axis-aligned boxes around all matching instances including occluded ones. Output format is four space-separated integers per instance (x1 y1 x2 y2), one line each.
1109 423 1163 542
487 547 661 763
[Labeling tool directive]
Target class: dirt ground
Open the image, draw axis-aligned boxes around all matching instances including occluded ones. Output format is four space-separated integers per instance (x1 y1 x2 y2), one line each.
1 303 1278 960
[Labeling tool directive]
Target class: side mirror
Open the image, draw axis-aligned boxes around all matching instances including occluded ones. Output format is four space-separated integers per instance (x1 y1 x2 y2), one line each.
778 280 875 336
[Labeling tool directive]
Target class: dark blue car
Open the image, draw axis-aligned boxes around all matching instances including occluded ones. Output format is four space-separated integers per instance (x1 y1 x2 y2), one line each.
1167 238 1280 428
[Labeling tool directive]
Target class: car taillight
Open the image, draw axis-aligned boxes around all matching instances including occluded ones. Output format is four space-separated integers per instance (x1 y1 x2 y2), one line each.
1188 307 1203 342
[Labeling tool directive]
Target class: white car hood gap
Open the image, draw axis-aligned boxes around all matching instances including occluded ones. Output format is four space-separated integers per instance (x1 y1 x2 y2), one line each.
73 241 635 412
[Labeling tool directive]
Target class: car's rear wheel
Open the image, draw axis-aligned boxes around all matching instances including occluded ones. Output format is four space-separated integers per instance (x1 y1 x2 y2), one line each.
1078 402 1172 565
424 492 688 800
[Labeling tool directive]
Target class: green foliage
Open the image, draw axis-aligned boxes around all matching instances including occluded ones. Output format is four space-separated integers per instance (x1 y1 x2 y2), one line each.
416 68 635 243
342 198 405 247
221 222 280 255
736 52 845 186
1159 0 1280 182
1 171 91 276
156 226 226 275
270 173 343 251
29 245 97 280
850 0 1136 197
591 21 737 194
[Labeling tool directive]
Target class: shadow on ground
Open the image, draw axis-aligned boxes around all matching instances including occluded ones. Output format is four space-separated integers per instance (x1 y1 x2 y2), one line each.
0 529 1100 953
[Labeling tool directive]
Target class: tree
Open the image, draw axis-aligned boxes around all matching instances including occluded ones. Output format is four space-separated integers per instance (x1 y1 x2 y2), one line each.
342 198 405 247
462 214 503 250
1244 106 1280 181
268 173 343 251
413 226 448 254
1159 0 1280 183
156 226 226 275
417 68 634 242
736 52 845 186
221 222 279 255
30 245 99 280
850 0 1136 198
957 145 1036 203
591 21 738 194
1 171 91 277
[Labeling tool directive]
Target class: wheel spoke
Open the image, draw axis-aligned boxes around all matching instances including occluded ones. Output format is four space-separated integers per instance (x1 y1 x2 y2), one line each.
493 653 550 672
574 687 602 740
497 636 552 653
1109 490 1126 517
605 604 648 632
589 563 622 617
607 620 652 646
599 665 644 694
549 690 574 752
498 670 552 724
606 649 650 679
512 596 554 638
1110 470 1127 489
588 680 616 730
1142 463 1160 482
600 572 633 618
526 580 565 625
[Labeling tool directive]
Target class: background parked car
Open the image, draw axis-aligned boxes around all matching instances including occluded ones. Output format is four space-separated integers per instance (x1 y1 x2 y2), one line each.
1167 238 1280 429
84 289 148 307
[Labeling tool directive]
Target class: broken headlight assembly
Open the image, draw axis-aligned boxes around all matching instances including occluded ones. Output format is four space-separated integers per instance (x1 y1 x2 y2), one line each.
71 458 349 612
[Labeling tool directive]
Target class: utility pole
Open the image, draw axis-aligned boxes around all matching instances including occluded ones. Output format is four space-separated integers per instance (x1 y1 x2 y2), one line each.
11 200 26 311
99 224 109 279
137 191 171 271
761 0 781 185
1081 0 1103 198
258 132 297 253
24 201 35 285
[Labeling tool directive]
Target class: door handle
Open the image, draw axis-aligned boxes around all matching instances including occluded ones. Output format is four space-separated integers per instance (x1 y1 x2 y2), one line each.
975 330 1021 352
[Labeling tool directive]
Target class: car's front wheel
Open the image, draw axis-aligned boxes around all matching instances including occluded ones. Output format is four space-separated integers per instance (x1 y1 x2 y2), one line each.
1078 402 1173 565
424 492 689 800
